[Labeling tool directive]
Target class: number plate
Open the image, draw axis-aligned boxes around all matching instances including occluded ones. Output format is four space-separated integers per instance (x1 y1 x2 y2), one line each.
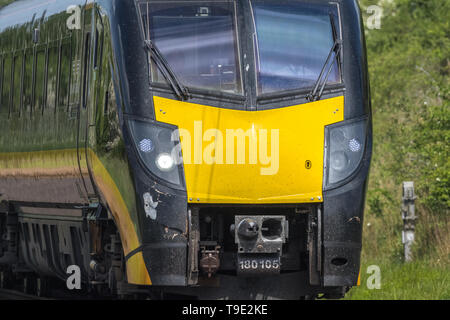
237 254 281 275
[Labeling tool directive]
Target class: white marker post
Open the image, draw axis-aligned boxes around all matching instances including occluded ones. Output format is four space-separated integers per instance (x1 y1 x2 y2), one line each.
401 182 417 262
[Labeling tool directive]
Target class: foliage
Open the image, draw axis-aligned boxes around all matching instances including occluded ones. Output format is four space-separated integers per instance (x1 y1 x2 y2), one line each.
0 0 15 9
351 0 449 299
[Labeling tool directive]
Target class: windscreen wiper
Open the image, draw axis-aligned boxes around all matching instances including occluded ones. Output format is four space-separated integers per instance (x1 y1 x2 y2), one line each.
307 13 342 102
144 39 190 101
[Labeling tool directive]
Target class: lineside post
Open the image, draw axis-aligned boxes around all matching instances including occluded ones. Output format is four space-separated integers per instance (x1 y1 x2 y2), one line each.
401 182 417 262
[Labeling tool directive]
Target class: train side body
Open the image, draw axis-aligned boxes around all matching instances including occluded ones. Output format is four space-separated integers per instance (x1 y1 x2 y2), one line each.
0 0 150 285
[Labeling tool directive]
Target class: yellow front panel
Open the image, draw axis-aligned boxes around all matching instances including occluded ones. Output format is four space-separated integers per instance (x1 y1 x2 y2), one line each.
154 96 344 204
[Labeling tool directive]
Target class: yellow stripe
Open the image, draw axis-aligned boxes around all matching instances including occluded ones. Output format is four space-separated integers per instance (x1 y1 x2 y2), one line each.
357 270 361 286
0 149 83 172
126 252 152 285
88 151 151 285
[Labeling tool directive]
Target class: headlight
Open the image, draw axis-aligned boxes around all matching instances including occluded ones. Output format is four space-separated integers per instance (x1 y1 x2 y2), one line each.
325 118 367 187
128 119 184 187
156 153 175 172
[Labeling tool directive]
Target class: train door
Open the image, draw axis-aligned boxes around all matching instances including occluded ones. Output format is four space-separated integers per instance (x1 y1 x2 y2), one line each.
77 2 99 203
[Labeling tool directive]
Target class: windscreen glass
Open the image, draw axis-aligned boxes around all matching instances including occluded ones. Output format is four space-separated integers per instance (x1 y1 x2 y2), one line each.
140 1 243 94
252 1 341 95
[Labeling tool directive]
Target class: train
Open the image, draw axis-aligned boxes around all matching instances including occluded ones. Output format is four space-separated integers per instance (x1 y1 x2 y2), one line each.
0 0 372 299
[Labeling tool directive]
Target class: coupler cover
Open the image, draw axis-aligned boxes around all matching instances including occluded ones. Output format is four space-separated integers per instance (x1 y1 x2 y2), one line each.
234 216 288 275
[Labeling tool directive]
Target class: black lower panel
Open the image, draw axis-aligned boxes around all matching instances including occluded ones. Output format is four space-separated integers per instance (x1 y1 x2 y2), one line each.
142 241 187 286
322 162 369 287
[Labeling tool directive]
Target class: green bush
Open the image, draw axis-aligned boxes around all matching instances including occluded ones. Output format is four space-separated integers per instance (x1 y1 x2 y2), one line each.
0 0 15 9
355 0 449 299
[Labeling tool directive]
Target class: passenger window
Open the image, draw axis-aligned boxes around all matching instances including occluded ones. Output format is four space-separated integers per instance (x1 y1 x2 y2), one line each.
93 30 99 69
69 36 81 109
12 55 23 114
34 49 46 112
59 42 72 110
82 33 91 109
47 46 59 110
1 55 12 114
0 56 3 111
23 49 34 114
94 23 104 71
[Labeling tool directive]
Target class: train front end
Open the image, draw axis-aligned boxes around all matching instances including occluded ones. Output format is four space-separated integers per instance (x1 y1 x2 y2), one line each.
119 0 372 299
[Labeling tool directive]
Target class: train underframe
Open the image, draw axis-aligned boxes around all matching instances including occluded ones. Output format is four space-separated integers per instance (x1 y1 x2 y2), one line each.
0 200 128 298
0 199 353 300
166 204 349 300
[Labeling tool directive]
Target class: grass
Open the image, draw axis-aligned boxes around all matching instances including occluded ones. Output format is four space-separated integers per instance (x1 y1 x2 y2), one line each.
346 259 450 300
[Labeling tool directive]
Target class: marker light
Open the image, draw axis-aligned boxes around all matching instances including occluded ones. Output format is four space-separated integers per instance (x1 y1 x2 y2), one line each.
156 153 175 172
349 138 362 153
139 139 154 153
